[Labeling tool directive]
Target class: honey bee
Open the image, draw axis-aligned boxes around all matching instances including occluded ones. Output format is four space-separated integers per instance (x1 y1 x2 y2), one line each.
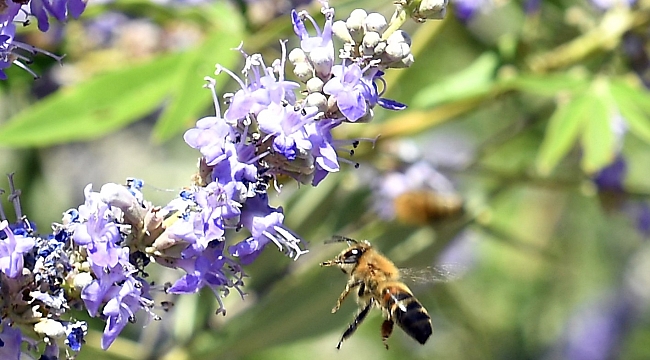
393 190 464 225
320 236 432 349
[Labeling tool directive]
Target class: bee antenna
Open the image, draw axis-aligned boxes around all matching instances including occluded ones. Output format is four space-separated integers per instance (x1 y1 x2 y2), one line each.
325 235 359 245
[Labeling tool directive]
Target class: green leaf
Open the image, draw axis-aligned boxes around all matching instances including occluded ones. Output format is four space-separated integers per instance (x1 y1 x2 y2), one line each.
152 2 245 141
610 79 650 144
499 73 590 96
0 53 181 148
536 94 591 175
411 52 499 108
580 80 617 174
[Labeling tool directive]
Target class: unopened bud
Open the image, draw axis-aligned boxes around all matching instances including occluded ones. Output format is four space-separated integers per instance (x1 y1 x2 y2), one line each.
306 77 324 93
364 13 387 33
293 62 314 82
332 20 354 43
288 48 308 65
412 0 448 22
305 92 328 112
362 32 382 57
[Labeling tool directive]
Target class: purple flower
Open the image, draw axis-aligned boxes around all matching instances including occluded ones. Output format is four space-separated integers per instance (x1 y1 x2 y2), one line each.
229 194 306 264
221 51 300 122
0 22 17 81
101 277 154 349
0 220 36 278
29 0 88 32
80 248 131 317
184 116 236 166
323 63 371 121
72 185 123 268
291 7 334 54
167 242 244 314
0 8 66 79
304 121 340 184
257 102 320 161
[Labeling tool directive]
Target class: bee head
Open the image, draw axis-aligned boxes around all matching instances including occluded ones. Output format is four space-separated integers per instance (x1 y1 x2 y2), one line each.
321 236 372 273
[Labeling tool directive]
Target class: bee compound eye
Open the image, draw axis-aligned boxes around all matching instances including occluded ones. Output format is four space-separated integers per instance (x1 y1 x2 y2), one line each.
343 248 362 263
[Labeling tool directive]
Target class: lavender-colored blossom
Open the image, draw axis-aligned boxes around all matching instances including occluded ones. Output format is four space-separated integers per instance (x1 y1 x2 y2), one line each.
291 7 334 56
229 194 306 264
0 220 36 278
81 248 132 317
101 277 154 349
0 22 17 81
323 64 371 121
167 241 245 314
29 0 88 32
73 185 123 268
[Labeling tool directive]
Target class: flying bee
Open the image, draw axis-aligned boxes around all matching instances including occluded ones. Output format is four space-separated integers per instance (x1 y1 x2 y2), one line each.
320 236 433 349
392 190 464 226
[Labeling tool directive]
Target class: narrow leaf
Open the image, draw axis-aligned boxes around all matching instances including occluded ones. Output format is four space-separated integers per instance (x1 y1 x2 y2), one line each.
536 94 591 175
0 53 181 147
610 79 650 144
580 81 617 173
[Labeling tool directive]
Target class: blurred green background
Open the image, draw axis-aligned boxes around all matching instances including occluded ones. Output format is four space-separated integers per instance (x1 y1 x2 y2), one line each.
3 0 650 359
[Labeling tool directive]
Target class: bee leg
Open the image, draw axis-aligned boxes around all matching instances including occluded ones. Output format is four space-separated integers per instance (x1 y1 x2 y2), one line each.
336 301 373 350
332 279 362 313
381 320 394 350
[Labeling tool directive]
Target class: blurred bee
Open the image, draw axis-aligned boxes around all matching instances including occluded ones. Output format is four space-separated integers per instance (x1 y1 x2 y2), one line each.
320 236 432 349
393 190 464 226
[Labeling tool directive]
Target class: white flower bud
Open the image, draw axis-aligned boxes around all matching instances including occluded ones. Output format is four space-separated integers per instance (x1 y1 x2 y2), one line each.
306 77 324 93
293 62 314 82
362 32 382 57
332 20 354 43
348 9 368 23
346 9 367 43
304 92 328 112
413 0 448 21
288 48 308 65
364 13 387 33
387 30 412 47
308 47 334 79
34 319 66 339
73 271 94 291
385 41 411 61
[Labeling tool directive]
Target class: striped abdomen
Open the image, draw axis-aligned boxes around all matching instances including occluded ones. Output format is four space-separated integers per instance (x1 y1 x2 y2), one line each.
382 285 432 344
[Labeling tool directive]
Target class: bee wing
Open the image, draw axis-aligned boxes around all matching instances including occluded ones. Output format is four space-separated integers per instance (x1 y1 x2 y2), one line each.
399 264 468 284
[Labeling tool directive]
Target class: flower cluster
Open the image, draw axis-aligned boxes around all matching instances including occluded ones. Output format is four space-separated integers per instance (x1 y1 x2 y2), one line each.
0 174 88 359
0 1 436 358
181 1 420 262
0 0 86 79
